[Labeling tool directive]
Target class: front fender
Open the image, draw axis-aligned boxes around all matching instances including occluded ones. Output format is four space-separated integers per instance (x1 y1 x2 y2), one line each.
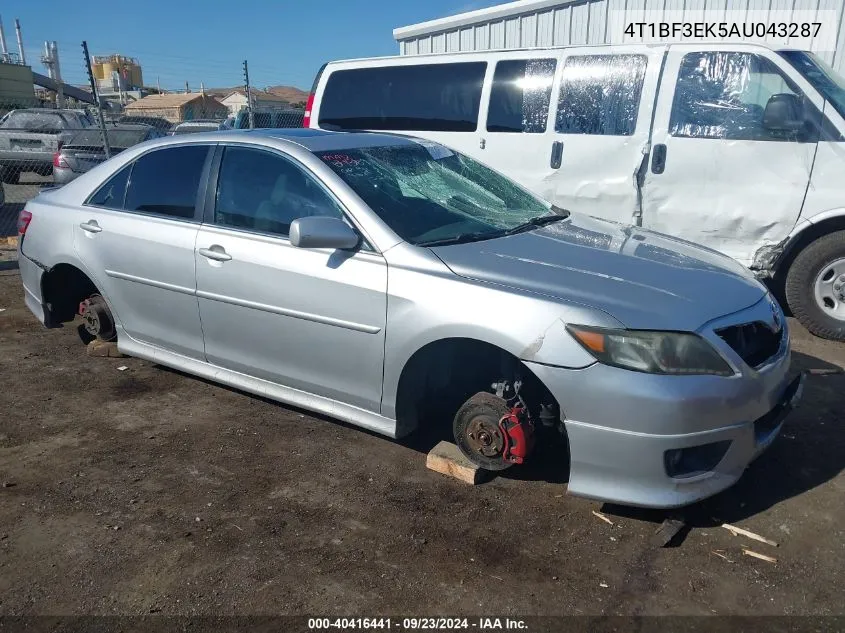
379 258 618 420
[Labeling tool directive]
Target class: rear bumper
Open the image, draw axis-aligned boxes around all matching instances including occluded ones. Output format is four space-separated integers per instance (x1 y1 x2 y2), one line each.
19 249 47 325
525 334 799 508
0 157 52 171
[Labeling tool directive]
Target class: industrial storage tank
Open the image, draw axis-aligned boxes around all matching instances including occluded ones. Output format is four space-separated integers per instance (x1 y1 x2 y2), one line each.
92 55 143 89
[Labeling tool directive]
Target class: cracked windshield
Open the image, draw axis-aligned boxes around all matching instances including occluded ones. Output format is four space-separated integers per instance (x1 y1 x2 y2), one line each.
317 143 562 246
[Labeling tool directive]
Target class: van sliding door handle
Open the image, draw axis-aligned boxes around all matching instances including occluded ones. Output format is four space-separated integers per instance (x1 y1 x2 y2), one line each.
550 141 563 169
651 144 667 174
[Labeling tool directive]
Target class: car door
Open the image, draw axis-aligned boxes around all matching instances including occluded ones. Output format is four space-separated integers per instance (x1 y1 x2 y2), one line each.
543 46 666 224
475 54 561 201
641 45 820 265
74 143 212 359
194 144 388 413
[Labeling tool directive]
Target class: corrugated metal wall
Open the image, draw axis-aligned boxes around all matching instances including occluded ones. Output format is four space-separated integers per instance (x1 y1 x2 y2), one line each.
398 0 845 71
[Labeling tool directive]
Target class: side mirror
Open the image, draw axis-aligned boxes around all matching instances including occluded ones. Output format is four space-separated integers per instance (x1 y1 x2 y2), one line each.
762 93 806 133
289 216 360 250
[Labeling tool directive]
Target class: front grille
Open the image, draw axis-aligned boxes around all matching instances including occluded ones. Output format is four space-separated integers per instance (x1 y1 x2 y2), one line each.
715 322 783 369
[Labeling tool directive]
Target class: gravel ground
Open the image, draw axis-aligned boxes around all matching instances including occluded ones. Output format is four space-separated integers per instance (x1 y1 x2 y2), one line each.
0 260 843 617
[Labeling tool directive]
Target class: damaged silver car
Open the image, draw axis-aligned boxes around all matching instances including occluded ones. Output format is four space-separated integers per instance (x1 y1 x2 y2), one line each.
17 129 803 507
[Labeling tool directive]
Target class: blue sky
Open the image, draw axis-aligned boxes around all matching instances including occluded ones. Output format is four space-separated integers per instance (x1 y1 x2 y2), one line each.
9 0 506 92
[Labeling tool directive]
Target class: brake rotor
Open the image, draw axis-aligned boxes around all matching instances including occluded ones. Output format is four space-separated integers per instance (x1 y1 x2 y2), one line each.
453 392 513 471
80 295 116 341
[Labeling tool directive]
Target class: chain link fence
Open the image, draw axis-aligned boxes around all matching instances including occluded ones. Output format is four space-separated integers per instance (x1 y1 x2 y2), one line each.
1 83 305 239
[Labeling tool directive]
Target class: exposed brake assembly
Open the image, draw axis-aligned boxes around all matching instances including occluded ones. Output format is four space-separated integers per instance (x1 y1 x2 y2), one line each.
493 380 534 465
453 380 538 471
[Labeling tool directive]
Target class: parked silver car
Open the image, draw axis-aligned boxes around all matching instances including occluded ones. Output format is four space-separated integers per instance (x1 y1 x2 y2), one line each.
16 129 803 508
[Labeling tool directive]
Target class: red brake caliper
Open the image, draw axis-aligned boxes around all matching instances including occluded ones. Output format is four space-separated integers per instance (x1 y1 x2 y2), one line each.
498 404 535 464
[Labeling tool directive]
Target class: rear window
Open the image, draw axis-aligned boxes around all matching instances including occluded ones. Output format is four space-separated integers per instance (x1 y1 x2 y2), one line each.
0 111 67 132
318 62 487 132
67 129 148 148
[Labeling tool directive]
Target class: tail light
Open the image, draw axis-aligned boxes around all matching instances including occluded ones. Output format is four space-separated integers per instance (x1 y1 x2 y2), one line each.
17 209 32 235
302 63 327 128
53 151 69 168
302 93 315 128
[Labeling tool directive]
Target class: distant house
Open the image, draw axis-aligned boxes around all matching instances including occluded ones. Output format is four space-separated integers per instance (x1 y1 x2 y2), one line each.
122 93 227 123
219 88 291 117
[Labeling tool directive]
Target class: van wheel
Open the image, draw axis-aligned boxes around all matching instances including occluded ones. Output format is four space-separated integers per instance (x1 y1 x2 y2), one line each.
785 230 845 341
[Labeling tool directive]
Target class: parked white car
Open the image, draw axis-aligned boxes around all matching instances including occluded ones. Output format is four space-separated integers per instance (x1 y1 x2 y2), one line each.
306 42 845 341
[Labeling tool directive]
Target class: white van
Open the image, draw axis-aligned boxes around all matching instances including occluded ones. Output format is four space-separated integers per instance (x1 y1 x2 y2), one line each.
305 43 845 341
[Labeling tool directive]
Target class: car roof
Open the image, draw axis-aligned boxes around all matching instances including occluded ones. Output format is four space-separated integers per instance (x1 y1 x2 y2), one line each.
137 128 421 152
242 128 418 151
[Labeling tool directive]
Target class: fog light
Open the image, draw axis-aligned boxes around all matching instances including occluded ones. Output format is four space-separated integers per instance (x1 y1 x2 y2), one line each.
664 441 732 479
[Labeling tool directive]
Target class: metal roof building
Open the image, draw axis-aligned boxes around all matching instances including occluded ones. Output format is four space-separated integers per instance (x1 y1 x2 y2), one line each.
393 0 845 71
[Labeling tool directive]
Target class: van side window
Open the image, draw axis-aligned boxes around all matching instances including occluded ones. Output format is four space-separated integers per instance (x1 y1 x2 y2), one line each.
487 59 557 133
670 52 811 141
87 164 131 209
318 63 487 132
214 146 343 237
556 55 647 136
123 145 209 219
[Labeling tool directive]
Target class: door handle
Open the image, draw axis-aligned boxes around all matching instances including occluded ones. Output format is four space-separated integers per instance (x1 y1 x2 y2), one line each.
651 144 667 174
550 141 563 169
79 220 102 233
198 246 232 262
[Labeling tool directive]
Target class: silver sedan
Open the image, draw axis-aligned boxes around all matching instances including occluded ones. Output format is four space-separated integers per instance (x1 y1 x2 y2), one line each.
16 129 803 508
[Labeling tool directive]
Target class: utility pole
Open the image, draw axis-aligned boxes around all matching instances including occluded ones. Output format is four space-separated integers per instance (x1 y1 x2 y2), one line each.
82 41 111 158
243 59 254 129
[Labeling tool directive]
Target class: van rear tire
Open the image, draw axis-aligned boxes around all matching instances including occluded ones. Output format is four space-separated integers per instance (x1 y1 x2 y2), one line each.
785 231 845 341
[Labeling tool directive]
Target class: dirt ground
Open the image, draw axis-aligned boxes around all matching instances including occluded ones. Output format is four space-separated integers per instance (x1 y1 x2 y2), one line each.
0 250 844 617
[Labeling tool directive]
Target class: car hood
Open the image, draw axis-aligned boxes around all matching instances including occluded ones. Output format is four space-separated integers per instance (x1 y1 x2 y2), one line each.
430 213 766 332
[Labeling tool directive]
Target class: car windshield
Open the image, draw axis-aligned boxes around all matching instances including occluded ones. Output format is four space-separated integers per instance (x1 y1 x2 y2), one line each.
316 142 559 246
780 50 845 120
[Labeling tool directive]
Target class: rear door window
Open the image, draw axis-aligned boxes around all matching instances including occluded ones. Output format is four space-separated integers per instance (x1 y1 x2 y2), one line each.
556 54 647 136
318 62 487 131
487 59 557 133
123 145 209 219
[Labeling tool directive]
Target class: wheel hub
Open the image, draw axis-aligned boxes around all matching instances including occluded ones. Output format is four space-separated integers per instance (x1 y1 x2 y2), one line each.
78 295 116 341
81 305 102 336
814 258 845 320
465 415 504 458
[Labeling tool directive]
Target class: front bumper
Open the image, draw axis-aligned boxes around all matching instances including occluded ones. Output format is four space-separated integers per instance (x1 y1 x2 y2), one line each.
525 333 800 508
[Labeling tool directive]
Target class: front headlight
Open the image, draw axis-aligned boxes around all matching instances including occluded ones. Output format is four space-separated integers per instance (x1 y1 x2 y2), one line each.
566 325 734 376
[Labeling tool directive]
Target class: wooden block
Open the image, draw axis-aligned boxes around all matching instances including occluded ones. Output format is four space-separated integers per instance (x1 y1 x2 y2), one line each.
426 441 487 485
87 339 126 358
